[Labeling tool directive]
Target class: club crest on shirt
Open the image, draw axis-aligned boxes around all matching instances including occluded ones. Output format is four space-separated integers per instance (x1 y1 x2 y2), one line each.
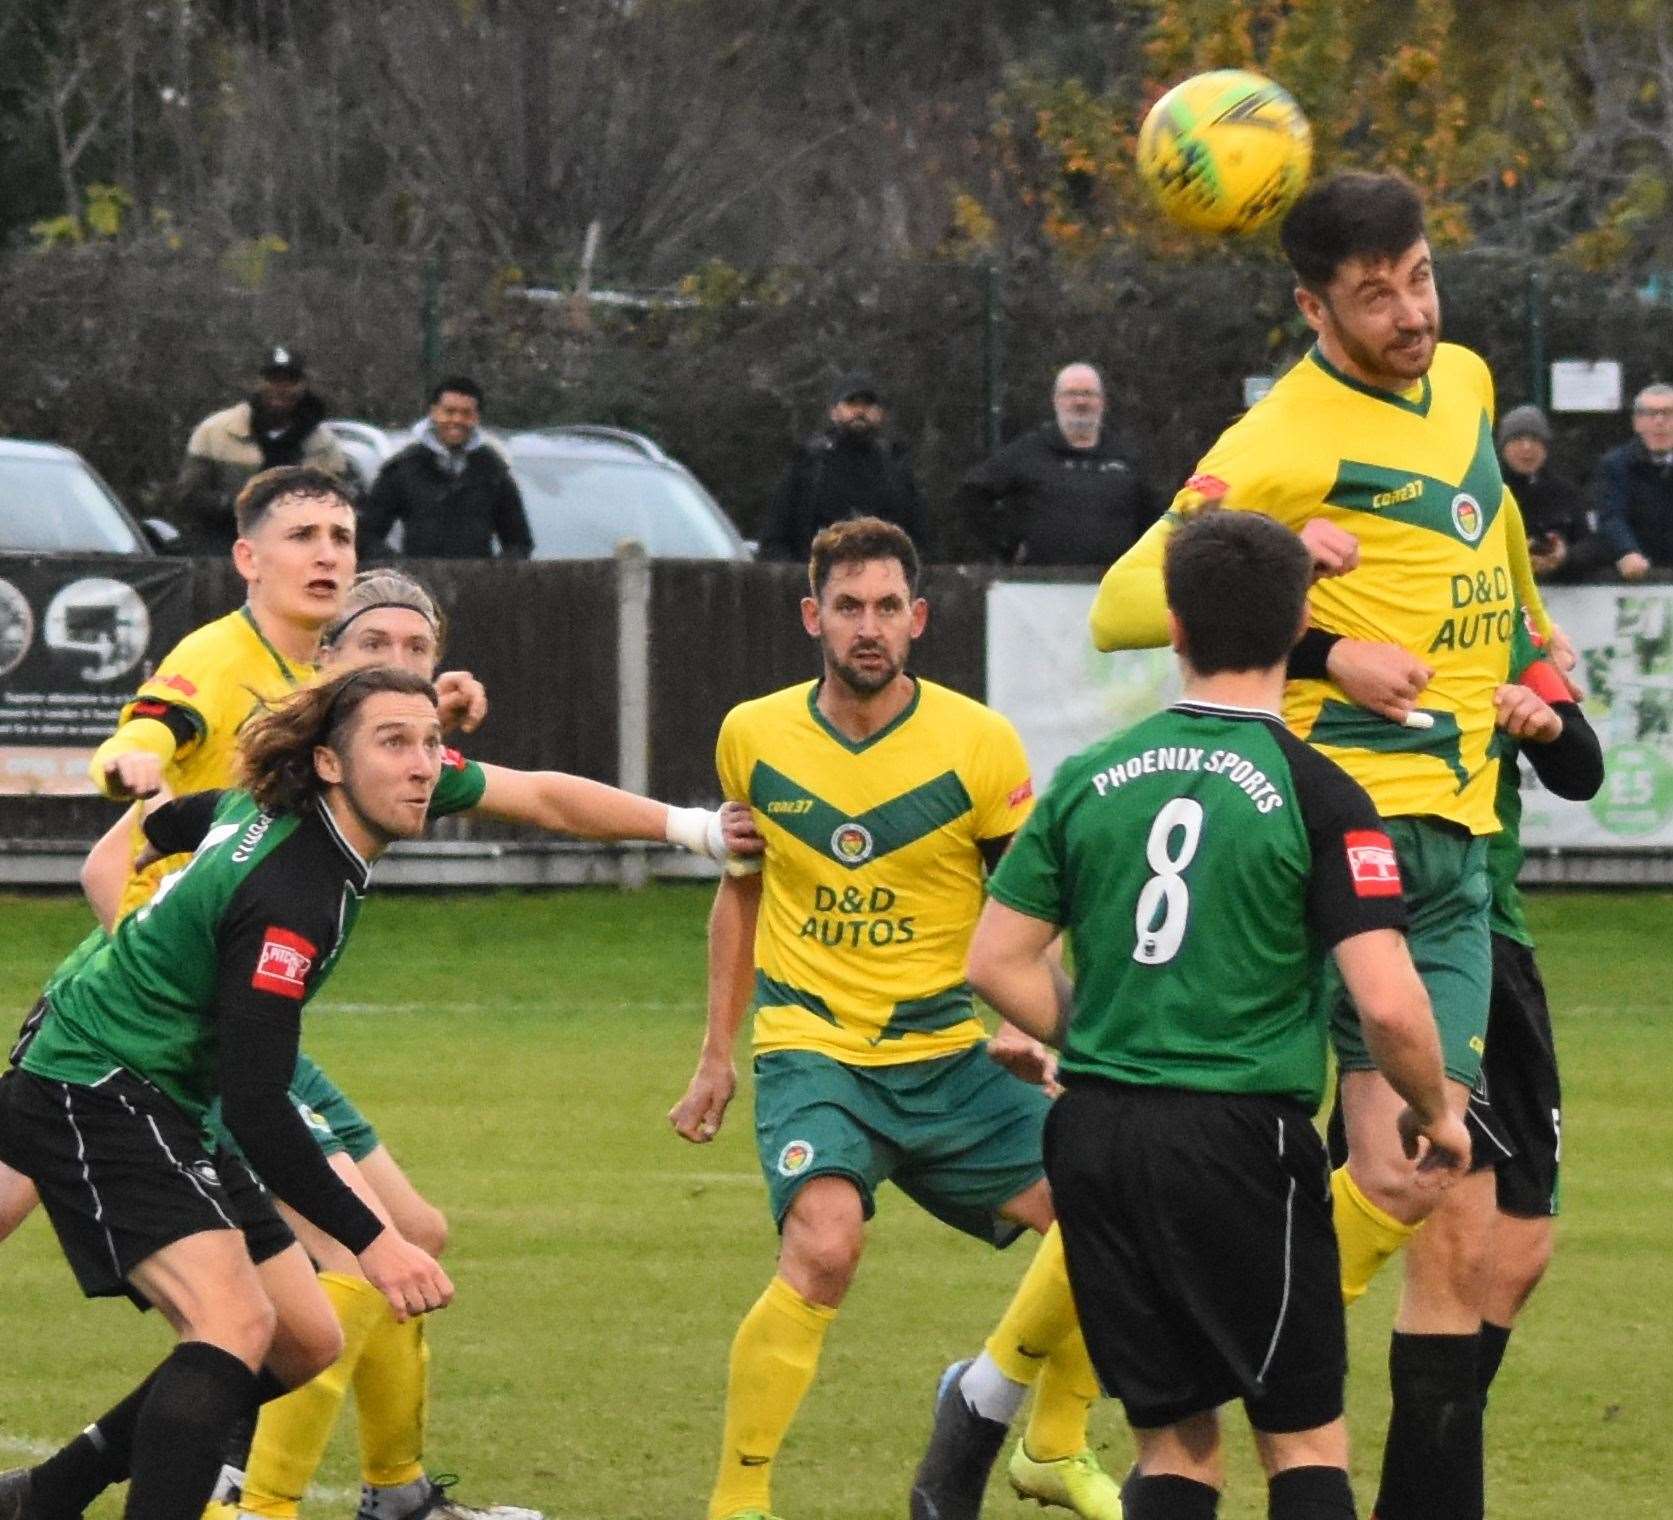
252 926 316 998
830 822 874 864
777 1140 815 1177
1450 492 1483 543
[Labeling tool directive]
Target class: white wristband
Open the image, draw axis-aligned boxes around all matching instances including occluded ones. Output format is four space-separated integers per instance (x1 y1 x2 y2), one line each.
665 805 723 860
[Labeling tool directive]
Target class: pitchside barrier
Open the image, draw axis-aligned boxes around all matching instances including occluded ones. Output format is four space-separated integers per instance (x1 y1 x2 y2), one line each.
1 548 1668 886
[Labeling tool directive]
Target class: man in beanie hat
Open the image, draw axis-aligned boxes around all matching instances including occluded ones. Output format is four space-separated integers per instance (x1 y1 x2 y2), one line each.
757 372 931 562
1497 403 1604 581
171 346 351 556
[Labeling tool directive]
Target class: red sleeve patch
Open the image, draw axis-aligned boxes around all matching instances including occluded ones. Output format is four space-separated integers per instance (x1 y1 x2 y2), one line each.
1184 473 1229 500
251 927 317 999
158 673 198 698
1520 659 1570 706
440 746 469 772
131 699 172 720
1345 830 1403 898
1008 779 1034 808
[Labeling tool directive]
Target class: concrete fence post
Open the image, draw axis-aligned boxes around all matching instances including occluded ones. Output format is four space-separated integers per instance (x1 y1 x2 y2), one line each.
615 539 652 889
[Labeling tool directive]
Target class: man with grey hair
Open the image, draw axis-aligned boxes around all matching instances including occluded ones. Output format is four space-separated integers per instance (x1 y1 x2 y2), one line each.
1594 381 1673 580
954 363 1158 565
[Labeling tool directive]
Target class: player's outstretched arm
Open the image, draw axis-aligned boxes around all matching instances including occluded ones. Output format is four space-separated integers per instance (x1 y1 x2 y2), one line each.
669 871 762 1143
965 899 1071 1048
1088 515 1173 652
88 717 176 800
1500 491 1557 645
1332 928 1470 1177
470 763 760 861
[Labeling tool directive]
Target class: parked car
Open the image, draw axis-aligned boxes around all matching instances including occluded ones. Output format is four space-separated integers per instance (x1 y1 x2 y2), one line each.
326 421 749 560
0 439 173 555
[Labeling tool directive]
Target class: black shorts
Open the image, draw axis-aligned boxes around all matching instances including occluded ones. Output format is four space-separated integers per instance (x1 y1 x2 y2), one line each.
1476 935 1562 1217
0 1067 294 1305
1045 1079 1346 1433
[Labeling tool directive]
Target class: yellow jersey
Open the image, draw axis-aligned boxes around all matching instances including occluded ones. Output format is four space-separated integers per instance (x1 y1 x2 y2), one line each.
102 606 314 919
718 677 1034 1066
1091 342 1547 836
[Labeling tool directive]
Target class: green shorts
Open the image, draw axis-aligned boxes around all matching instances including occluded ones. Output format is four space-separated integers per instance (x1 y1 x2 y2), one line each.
203 1053 381 1165
1326 816 1491 1086
752 1044 1050 1247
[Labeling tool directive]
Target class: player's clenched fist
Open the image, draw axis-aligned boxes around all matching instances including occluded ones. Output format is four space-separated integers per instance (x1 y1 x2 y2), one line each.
669 1058 737 1143
434 669 489 733
1299 517 1360 578
1326 638 1434 723
103 751 165 800
1396 1105 1472 1186
358 1229 454 1321
1493 683 1563 743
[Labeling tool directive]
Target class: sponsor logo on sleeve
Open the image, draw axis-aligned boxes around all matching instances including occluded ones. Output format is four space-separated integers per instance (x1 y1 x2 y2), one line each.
159 673 198 697
252 927 317 998
440 746 468 772
1184 473 1229 504
1344 830 1402 897
1008 778 1034 809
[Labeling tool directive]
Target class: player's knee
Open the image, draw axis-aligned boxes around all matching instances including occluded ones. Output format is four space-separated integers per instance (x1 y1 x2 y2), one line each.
293 1311 345 1381
792 1228 862 1299
1349 1151 1442 1227
201 1290 280 1368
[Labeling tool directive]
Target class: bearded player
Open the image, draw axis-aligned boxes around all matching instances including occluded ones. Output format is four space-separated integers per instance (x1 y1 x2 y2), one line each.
1082 172 1565 1520
669 517 1118 1520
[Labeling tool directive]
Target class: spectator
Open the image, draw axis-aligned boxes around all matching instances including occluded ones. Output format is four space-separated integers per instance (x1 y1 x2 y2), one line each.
1594 382 1673 581
171 345 350 555
1497 404 1607 581
954 362 1159 566
358 377 533 560
757 373 931 562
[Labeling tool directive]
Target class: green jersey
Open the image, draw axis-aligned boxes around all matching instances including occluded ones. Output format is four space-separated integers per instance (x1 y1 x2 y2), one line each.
19 786 384 1250
990 701 1408 1107
23 789 366 1118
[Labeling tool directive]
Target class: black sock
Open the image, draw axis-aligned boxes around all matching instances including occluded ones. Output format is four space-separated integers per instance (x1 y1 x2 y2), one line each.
28 1372 160 1518
1477 1321 1512 1405
1268 1464 1356 1520
126 1343 259 1520
1374 1332 1482 1520
1122 1472 1221 1520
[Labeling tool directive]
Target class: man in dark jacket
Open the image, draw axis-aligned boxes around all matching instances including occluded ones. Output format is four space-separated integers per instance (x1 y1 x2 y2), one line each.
1594 383 1673 580
359 377 534 560
1496 404 1609 582
757 373 931 562
954 363 1159 566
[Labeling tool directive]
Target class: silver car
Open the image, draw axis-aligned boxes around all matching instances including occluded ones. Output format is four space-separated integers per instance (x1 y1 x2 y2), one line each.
0 439 166 555
328 421 748 559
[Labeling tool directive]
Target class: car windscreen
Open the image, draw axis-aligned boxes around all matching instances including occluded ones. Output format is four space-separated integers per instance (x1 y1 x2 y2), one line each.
0 456 144 554
510 455 742 558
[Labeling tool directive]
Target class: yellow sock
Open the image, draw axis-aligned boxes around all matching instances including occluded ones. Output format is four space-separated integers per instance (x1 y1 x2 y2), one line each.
1023 1326 1099 1463
707 1276 836 1520
1332 1165 1420 1304
984 1224 1079 1386
353 1302 430 1488
242 1273 387 1520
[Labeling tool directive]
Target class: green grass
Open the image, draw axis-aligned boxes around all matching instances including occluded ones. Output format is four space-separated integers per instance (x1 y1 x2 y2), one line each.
0 887 1668 1518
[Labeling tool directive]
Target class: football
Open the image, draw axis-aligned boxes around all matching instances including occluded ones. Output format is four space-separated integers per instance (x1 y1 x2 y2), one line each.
1137 69 1312 235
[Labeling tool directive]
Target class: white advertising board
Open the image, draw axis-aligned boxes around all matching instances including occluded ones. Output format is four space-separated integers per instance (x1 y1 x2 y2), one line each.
986 581 1673 852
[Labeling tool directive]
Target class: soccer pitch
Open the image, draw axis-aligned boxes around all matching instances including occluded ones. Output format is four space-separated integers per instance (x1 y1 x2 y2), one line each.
0 887 1667 1519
